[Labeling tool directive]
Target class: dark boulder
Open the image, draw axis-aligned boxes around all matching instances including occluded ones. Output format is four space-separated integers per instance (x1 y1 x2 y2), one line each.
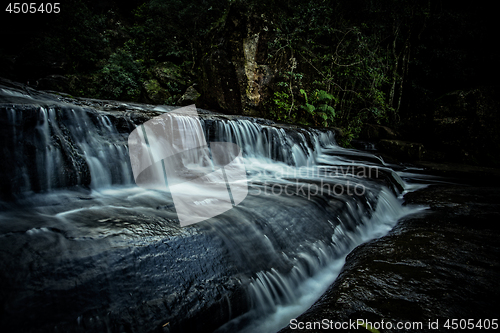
177 85 201 106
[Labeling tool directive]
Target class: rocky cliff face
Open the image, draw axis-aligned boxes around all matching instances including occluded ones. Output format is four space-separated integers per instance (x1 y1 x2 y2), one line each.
199 5 273 116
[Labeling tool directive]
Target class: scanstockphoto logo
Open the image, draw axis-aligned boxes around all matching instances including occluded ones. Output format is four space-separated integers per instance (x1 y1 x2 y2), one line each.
128 105 248 227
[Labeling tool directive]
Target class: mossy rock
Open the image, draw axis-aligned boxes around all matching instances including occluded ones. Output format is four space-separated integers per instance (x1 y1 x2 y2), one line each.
152 62 187 88
142 79 171 104
177 85 201 106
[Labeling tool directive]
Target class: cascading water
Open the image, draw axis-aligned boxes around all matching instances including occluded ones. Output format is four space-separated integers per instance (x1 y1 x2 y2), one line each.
1 103 133 196
0 83 424 333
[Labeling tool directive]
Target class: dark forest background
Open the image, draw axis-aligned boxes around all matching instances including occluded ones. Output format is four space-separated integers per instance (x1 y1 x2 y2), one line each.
1 0 499 165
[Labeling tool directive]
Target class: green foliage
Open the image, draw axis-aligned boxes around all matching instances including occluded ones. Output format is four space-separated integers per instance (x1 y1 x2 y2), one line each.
130 0 229 64
299 89 337 126
3 0 488 146
271 91 292 121
263 0 411 144
99 49 143 100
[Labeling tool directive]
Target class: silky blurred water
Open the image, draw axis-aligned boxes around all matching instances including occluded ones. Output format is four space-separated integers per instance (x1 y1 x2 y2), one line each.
0 85 426 332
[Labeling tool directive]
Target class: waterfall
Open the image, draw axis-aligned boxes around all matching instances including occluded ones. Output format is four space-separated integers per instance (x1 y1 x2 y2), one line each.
0 103 134 198
0 84 424 333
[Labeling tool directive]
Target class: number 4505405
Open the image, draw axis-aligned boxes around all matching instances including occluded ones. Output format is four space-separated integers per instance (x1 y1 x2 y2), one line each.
444 319 498 330
6 3 60 14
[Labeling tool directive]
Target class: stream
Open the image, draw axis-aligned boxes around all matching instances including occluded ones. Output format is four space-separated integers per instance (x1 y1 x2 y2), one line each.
0 81 425 332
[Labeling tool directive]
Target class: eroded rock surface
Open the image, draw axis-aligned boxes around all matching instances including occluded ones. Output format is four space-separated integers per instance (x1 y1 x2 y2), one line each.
199 4 273 116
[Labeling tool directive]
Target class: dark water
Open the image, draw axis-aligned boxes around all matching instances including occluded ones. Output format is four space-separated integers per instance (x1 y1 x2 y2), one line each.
0 83 424 332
